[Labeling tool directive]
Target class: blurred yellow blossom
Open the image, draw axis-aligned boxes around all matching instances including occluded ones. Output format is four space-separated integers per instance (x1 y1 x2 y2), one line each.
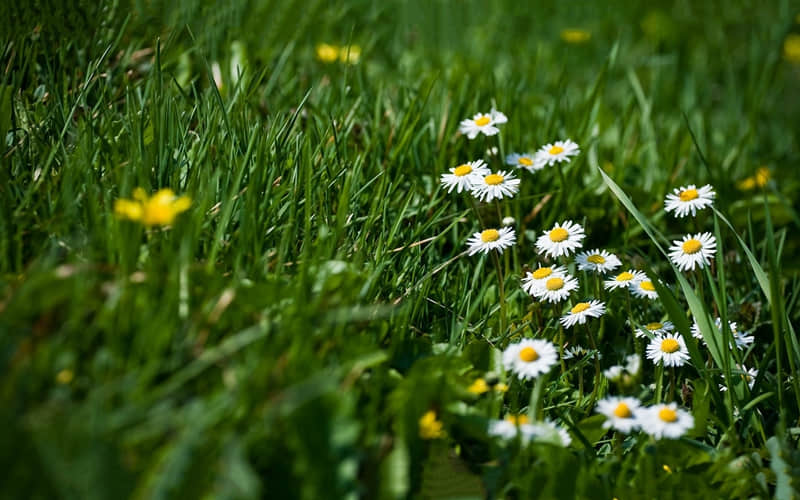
56 369 74 384
419 410 444 439
468 378 490 395
316 43 339 63
494 382 509 393
315 43 361 64
560 29 591 44
737 167 770 190
784 34 800 63
115 188 191 227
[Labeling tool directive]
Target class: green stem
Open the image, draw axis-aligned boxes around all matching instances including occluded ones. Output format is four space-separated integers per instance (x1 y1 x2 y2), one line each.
492 250 507 336
586 323 602 405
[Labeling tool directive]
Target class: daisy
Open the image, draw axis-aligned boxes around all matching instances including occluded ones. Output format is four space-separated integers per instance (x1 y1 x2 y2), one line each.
596 396 643 433
720 366 758 391
535 221 585 258
640 403 694 439
488 415 534 441
469 170 520 202
502 339 559 380
440 160 489 193
646 333 690 367
664 184 715 218
531 274 579 304
520 265 568 295
692 318 754 350
525 421 572 447
603 354 641 381
506 152 541 173
575 249 621 274
466 227 516 256
561 345 599 360
636 321 675 339
668 233 716 272
631 279 659 299
459 109 508 139
560 300 606 328
604 270 647 291
533 139 580 168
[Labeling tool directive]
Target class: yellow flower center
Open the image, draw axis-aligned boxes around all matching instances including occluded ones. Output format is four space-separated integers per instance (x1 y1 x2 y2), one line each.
549 227 569 242
660 338 680 353
548 145 564 155
481 229 500 243
682 239 703 254
571 302 590 314
658 408 678 423
519 347 539 362
587 254 606 264
518 156 533 166
679 188 699 202
546 277 564 290
453 164 472 176
484 174 504 185
641 281 655 291
474 116 491 126
646 322 663 331
613 403 632 418
505 415 530 425
532 267 552 279
616 272 633 282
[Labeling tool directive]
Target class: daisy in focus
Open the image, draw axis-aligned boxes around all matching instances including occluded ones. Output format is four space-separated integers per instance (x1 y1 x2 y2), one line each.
440 160 489 193
535 221 585 258
560 300 606 328
631 279 659 299
664 184 715 218
576 249 621 274
520 265 568 295
646 333 690 367
668 232 716 272
114 188 191 227
596 396 642 433
470 170 520 202
533 139 580 168
604 270 647 291
506 152 541 173
459 109 508 139
466 227 516 256
640 403 694 439
502 339 559 380
636 321 675 339
531 273 579 304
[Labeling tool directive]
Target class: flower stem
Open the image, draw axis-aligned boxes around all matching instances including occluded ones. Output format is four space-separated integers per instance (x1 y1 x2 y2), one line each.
492 250 507 336
585 323 602 405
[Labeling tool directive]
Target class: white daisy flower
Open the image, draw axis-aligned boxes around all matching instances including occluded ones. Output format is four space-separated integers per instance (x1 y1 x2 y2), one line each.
488 415 535 441
524 421 572 447
720 366 758 391
646 333 690 367
466 227 516 256
535 220 585 258
520 265 568 295
692 318 754 350
502 339 559 381
531 274 579 304
669 232 716 272
505 152 541 173
596 397 643 433
636 321 675 339
664 184 715 218
561 345 599 360
640 403 694 439
469 170 520 202
575 249 622 274
603 354 641 381
458 109 508 139
533 139 580 168
440 160 489 193
603 270 647 291
603 365 624 381
560 300 606 328
630 279 659 299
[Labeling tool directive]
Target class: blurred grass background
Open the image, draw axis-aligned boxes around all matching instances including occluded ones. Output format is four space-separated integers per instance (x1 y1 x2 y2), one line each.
1 0 799 498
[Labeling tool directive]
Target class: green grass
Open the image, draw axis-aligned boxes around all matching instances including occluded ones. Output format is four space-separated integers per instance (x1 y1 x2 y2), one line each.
2 0 800 498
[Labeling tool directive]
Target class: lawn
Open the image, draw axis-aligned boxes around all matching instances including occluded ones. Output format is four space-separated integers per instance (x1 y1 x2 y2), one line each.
2 0 800 498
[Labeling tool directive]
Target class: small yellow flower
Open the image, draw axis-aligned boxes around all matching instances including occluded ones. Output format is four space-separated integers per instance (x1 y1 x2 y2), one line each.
316 43 339 63
468 378 489 395
737 166 770 190
419 410 445 439
339 45 361 64
784 34 800 63
56 369 74 384
494 382 509 393
663 464 673 474
560 28 591 44
115 188 191 227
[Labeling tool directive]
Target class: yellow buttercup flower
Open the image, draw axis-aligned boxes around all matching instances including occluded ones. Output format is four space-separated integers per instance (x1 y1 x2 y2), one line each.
468 378 490 395
115 188 191 227
737 166 770 190
339 45 361 64
560 28 591 44
784 34 800 63
316 43 339 63
419 410 445 439
316 43 361 64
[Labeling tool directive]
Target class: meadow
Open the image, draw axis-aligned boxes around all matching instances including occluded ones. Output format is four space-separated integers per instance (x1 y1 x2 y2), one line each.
2 0 800 498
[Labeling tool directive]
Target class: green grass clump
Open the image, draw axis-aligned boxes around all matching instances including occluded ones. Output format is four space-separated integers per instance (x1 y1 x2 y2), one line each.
2 0 800 498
